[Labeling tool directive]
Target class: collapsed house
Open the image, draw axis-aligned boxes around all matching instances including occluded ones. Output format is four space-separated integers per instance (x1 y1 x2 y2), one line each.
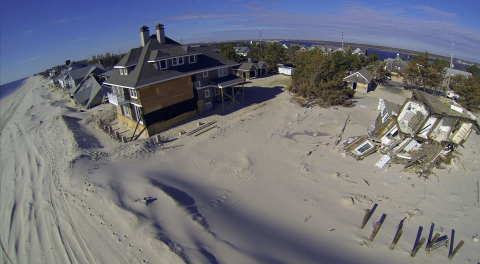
344 90 479 177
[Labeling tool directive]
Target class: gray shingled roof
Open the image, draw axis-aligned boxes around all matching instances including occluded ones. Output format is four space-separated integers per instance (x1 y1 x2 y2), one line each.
237 62 257 71
344 68 374 83
105 36 239 88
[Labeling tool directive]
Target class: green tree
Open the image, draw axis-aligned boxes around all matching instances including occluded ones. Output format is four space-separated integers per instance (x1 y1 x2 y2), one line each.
403 60 421 87
366 51 379 65
287 49 354 107
450 75 480 111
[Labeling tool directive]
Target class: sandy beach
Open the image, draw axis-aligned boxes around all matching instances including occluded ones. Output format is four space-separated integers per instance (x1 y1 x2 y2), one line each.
1 75 479 264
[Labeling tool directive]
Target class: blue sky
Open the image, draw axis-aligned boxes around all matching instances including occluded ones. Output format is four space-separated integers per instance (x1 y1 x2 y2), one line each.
1 0 479 85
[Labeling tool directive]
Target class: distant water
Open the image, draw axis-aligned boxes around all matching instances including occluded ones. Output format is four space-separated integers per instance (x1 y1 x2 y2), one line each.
0 77 29 100
281 41 413 61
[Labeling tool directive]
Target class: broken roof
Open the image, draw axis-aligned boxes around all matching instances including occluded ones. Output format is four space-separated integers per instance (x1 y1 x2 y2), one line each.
413 90 476 122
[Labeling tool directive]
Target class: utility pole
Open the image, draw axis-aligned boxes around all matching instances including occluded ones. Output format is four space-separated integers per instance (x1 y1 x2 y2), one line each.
446 42 454 93
342 29 344 50
259 29 262 43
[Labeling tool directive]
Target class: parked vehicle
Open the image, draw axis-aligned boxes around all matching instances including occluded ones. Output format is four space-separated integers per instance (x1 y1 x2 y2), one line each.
446 90 460 100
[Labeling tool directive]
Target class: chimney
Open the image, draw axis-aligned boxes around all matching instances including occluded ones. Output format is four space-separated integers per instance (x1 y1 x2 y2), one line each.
140 25 150 46
155 23 165 44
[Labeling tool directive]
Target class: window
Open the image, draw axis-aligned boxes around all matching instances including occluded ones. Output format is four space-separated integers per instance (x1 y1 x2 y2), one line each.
133 105 143 124
122 104 132 118
119 69 124 75
129 89 137 98
113 86 124 97
123 69 128 75
172 58 178 66
356 141 373 154
205 89 210 98
218 67 228 77
178 57 184 65
189 55 196 63
159 60 167 69
215 88 220 96
194 80 201 88
203 71 208 77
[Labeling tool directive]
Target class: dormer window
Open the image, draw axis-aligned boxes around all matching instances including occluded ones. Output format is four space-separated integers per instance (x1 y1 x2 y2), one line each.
172 58 178 66
178 57 184 65
189 55 196 63
119 68 128 75
203 71 208 77
159 60 167 69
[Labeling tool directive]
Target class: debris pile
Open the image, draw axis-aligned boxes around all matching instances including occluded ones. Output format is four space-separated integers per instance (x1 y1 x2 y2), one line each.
344 90 479 178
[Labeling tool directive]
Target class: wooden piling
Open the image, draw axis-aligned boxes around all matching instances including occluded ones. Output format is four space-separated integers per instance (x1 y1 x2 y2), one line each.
369 222 383 242
360 209 371 229
390 230 403 250
426 233 441 250
448 240 464 260
411 237 426 257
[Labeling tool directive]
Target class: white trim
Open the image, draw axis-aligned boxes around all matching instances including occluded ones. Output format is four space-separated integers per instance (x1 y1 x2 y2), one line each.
189 55 196 63
159 60 167 69
172 58 178 66
194 80 201 88
129 88 137 98
130 101 142 107
203 71 208 77
114 64 136 69
122 104 132 118
178 56 184 65
104 63 241 89
148 53 202 63
195 85 215 90
218 67 228 77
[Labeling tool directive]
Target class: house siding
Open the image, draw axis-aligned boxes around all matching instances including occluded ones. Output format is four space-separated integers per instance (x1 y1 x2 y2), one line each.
139 76 194 115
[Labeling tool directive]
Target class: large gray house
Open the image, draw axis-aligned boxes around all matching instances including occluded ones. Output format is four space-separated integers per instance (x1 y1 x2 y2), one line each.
104 24 244 135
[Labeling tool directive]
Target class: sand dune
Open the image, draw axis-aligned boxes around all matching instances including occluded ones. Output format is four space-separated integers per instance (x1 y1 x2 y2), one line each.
1 75 479 263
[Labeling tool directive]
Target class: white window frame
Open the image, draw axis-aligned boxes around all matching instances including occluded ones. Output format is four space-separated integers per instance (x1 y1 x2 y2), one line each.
178 56 184 65
122 104 132 118
194 80 201 88
129 89 137 98
205 89 210 98
159 60 167 69
119 69 124 75
113 86 124 97
203 71 208 77
189 55 196 63
218 67 228 77
123 68 128 75
354 141 373 155
133 104 143 124
172 58 178 66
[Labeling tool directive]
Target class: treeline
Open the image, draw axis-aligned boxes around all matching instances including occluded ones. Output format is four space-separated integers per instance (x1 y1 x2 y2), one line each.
88 52 125 68
402 51 448 93
402 51 480 112
288 49 386 107
450 65 480 111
